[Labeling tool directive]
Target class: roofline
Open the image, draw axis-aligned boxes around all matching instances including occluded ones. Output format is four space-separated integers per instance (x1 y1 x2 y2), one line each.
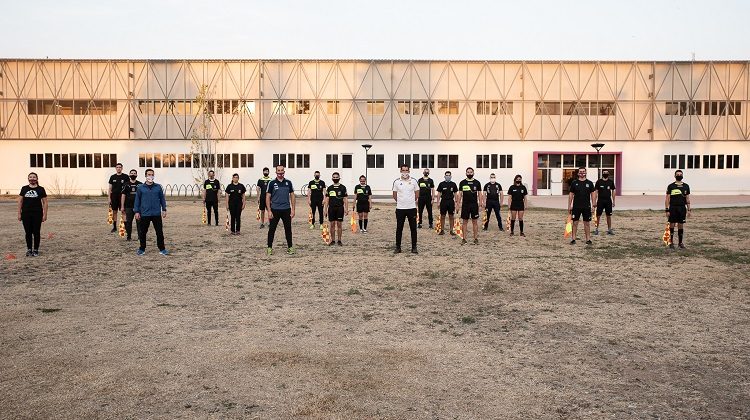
1 58 749 64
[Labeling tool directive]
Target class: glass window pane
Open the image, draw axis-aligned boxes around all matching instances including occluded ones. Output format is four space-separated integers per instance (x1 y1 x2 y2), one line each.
549 154 562 168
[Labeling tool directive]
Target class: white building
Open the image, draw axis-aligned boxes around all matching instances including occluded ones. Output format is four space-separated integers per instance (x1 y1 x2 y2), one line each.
0 59 747 196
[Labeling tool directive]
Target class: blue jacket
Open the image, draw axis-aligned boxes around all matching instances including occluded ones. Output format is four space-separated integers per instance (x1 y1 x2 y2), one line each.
133 183 167 216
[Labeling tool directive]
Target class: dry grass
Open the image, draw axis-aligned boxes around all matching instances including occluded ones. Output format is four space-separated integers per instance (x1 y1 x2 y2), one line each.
0 200 748 419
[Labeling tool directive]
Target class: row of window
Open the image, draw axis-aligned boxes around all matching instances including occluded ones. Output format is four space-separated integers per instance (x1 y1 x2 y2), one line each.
538 153 616 169
663 154 740 169
138 153 255 169
29 153 118 168
21 99 746 117
476 154 514 169
665 101 741 116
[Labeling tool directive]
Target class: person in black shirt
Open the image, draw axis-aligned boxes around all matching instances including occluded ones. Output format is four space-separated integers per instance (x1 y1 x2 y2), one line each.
457 167 483 245
307 170 326 229
18 172 48 257
567 167 597 245
120 169 142 241
225 173 247 235
507 175 528 236
353 175 373 233
417 169 435 229
482 173 504 231
257 167 272 228
436 171 458 235
665 170 691 249
594 170 616 235
108 163 129 233
324 172 349 246
203 170 221 226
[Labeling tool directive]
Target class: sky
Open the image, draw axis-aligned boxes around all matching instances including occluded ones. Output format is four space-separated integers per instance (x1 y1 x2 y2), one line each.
1 0 748 61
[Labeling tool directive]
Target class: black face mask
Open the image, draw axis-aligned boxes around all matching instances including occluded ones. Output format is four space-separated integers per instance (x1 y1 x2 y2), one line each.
602 174 609 179
314 175 320 180
130 175 137 180
332 178 340 183
675 175 683 181
515 180 521 184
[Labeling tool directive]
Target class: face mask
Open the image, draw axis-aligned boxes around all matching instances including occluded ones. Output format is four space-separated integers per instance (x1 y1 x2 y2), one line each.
263 172 269 177
466 174 474 179
146 175 154 182
602 174 609 179
423 172 429 177
332 178 340 183
675 175 683 181
515 180 521 184
129 175 137 180
29 179 38 185
490 178 496 183
314 175 320 180
401 172 409 179
277 172 284 178
445 176 451 182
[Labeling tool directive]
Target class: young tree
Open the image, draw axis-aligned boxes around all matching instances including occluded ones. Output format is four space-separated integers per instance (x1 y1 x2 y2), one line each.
190 84 220 186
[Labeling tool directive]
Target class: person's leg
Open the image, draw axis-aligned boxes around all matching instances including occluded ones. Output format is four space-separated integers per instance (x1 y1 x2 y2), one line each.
518 211 525 234
427 201 433 227
510 210 517 234
606 214 612 230
583 221 591 241
125 207 134 239
229 207 237 233
30 212 42 251
153 216 165 251
448 212 455 233
483 206 491 230
472 218 479 240
21 213 33 251
407 208 418 250
395 209 406 249
212 202 219 225
205 201 213 225
678 222 684 245
281 209 293 248
417 199 425 227
139 216 152 251
236 207 242 233
336 221 343 242
492 203 502 229
267 211 281 247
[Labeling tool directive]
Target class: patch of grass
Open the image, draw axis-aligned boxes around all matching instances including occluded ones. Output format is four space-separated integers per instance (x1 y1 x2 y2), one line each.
155 303 186 308
460 315 476 324
384 285 396 290
432 319 444 324
346 288 361 296
421 270 442 280
362 312 374 321
36 308 61 313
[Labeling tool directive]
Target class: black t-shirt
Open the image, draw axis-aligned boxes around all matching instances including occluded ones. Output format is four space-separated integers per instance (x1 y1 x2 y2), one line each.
109 173 129 195
19 185 47 213
483 182 503 202
458 178 482 205
595 178 616 203
204 179 221 202
257 177 272 197
570 179 596 208
225 183 247 206
121 181 142 208
417 177 434 198
507 184 528 206
326 184 348 208
308 179 326 201
437 181 458 202
354 184 372 202
666 182 690 206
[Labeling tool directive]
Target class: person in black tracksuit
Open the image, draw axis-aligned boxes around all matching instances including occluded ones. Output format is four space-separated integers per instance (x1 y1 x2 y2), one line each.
225 173 247 235
436 171 458 236
482 173 504 231
203 170 221 226
307 171 326 228
18 172 48 257
108 163 129 233
417 170 435 229
594 170 616 235
665 170 691 249
120 169 142 241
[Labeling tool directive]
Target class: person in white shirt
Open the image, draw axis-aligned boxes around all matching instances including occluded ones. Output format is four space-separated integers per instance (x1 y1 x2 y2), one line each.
392 164 420 254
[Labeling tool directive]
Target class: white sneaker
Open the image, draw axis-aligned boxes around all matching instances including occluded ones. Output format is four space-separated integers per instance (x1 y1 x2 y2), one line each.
362 229 368 233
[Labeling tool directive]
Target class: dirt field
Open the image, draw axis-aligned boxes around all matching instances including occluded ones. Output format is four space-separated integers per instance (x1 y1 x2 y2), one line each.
1 199 748 419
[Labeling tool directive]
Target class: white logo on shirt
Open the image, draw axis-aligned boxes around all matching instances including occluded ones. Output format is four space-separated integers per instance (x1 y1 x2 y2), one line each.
24 190 39 198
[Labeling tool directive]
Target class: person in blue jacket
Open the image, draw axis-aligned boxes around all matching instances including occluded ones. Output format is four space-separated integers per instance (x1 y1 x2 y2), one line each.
134 168 169 256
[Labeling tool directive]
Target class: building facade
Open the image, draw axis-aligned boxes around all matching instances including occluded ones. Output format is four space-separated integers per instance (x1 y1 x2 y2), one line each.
1 59 748 196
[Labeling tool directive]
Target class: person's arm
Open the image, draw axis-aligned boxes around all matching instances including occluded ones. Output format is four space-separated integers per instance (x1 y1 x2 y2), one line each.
665 193 670 217
307 185 311 204
368 190 372 209
266 192 273 219
499 189 504 207
289 191 295 218
242 188 247 210
202 183 206 203
686 194 691 217
226 190 230 210
392 180 398 202
324 195 329 218
611 184 616 207
121 194 126 217
160 187 167 219
42 197 48 222
344 195 349 215
134 188 141 220
108 181 113 201
591 187 597 210
567 192 574 213
431 186 436 203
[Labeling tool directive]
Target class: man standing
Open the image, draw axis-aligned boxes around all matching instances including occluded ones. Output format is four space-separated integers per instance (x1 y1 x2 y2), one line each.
594 170 616 235
392 164 420 254
18 172 48 257
307 170 326 229
665 170 691 249
482 173 503 231
324 172 348 246
266 165 295 255
203 170 221 226
225 173 247 235
108 163 129 233
353 175 373 233
120 169 142 241
568 167 597 246
457 167 483 245
417 169 435 229
507 175 528 236
134 168 169 256
436 171 458 236
257 167 272 228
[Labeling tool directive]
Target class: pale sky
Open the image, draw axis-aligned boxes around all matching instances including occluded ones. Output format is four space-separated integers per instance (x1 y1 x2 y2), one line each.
1 0 748 60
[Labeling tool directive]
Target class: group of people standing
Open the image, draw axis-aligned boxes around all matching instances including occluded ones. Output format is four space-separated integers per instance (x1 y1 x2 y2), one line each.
15 163 692 256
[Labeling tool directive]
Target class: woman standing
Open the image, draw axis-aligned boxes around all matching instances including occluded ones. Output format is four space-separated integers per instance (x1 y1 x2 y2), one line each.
18 172 48 256
225 173 247 235
506 174 528 237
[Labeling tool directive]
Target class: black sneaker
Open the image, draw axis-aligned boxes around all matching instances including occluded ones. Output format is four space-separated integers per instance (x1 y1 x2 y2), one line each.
417 223 422 229
473 238 479 245
450 230 456 236
668 243 675 249
570 239 576 245
411 248 418 254
259 223 265 229
461 238 468 245
510 232 515 236
593 228 599 236
438 230 445 235
428 225 433 230
25 249 33 257
678 243 686 249
482 227 488 231
585 240 592 245
329 241 336 246
337 241 343 246
32 250 39 257
394 247 402 254
110 226 117 233
520 232 526 237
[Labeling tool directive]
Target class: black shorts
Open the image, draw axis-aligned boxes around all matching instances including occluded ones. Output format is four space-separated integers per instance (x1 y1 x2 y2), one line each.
510 201 525 211
440 200 455 215
328 206 344 222
461 202 480 220
258 196 267 211
310 196 324 206
571 207 592 222
596 201 613 216
668 206 687 224
356 200 370 213
110 194 123 211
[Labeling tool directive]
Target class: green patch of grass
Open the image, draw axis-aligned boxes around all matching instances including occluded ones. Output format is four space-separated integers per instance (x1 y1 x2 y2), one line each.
346 288 361 296
36 308 61 313
432 319 444 324
384 285 396 291
421 270 442 280
460 315 476 324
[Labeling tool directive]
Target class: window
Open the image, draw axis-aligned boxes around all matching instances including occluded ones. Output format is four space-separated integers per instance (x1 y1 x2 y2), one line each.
27 99 117 115
326 154 339 168
273 153 286 167
434 101 458 115
476 154 491 169
548 154 561 168
437 154 459 168
563 154 575 168
537 154 549 168
286 153 294 168
201 154 215 169
327 101 339 114
102 153 117 168
398 154 411 168
477 101 513 115
296 154 310 169
367 154 385 169
342 154 353 169
398 101 432 115
665 101 742 116
272 100 311 115
498 154 513 169
537 169 550 189
726 155 740 169
152 153 161 168
178 153 192 168
367 101 385 115
29 154 43 168
710 155 716 168
239 154 254 168
536 102 560 115
420 154 435 168
273 153 309 168
537 101 614 115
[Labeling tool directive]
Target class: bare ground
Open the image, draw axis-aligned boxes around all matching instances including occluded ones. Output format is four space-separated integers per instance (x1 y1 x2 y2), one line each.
0 200 748 419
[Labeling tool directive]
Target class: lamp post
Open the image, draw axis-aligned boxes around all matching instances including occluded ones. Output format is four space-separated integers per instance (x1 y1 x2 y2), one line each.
591 142 605 179
362 144 372 180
